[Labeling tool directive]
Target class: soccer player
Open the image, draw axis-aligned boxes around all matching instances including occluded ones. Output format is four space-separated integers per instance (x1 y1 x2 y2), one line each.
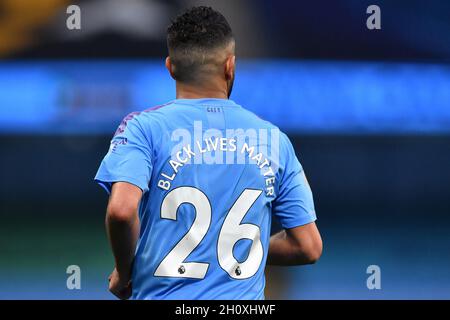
95 6 322 300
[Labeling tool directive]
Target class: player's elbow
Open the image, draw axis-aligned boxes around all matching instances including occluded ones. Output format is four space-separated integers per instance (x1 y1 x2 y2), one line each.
293 236 323 265
303 239 323 264
106 202 137 224
286 223 323 265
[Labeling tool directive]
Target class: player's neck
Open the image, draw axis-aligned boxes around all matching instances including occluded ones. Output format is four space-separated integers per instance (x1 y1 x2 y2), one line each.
175 81 229 100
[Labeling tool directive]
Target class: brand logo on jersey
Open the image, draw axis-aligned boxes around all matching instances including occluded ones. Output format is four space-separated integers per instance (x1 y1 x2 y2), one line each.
206 106 223 113
109 137 128 153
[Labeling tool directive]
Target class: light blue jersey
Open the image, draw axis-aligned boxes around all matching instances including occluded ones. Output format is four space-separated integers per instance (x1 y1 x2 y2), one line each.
95 98 316 300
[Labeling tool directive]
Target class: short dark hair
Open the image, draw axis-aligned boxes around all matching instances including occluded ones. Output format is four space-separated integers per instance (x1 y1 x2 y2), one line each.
167 6 234 82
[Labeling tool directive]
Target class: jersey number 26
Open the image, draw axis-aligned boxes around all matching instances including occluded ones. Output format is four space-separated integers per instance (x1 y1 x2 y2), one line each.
154 186 264 280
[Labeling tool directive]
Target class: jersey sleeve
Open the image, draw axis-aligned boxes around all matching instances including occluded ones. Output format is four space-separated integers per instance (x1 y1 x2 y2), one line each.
94 114 153 194
272 132 317 229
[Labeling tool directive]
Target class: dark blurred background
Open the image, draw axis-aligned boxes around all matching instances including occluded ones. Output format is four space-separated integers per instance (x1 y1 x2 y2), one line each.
1 0 450 299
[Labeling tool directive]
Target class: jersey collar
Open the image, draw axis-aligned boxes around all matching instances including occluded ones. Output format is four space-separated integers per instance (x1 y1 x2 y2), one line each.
173 98 239 107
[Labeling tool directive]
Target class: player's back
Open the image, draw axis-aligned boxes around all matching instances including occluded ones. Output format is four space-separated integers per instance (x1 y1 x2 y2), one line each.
95 98 316 299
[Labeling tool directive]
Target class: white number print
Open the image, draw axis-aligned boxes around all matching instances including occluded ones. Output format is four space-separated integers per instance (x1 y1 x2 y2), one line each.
218 189 263 279
154 187 211 279
155 187 263 280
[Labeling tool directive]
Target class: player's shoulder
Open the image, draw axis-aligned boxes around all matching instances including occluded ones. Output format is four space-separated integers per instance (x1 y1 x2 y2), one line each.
233 103 294 147
236 104 280 131
137 101 177 120
112 102 174 140
120 101 176 126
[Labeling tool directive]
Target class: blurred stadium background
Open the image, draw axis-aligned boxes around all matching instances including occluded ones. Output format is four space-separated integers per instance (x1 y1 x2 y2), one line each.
1 0 450 299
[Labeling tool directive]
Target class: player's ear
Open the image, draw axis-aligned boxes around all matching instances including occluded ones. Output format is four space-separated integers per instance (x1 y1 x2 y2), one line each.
165 56 176 80
224 55 235 81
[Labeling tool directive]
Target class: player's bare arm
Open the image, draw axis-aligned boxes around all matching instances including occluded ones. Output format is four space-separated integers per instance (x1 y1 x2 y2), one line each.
106 182 142 299
267 222 322 266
